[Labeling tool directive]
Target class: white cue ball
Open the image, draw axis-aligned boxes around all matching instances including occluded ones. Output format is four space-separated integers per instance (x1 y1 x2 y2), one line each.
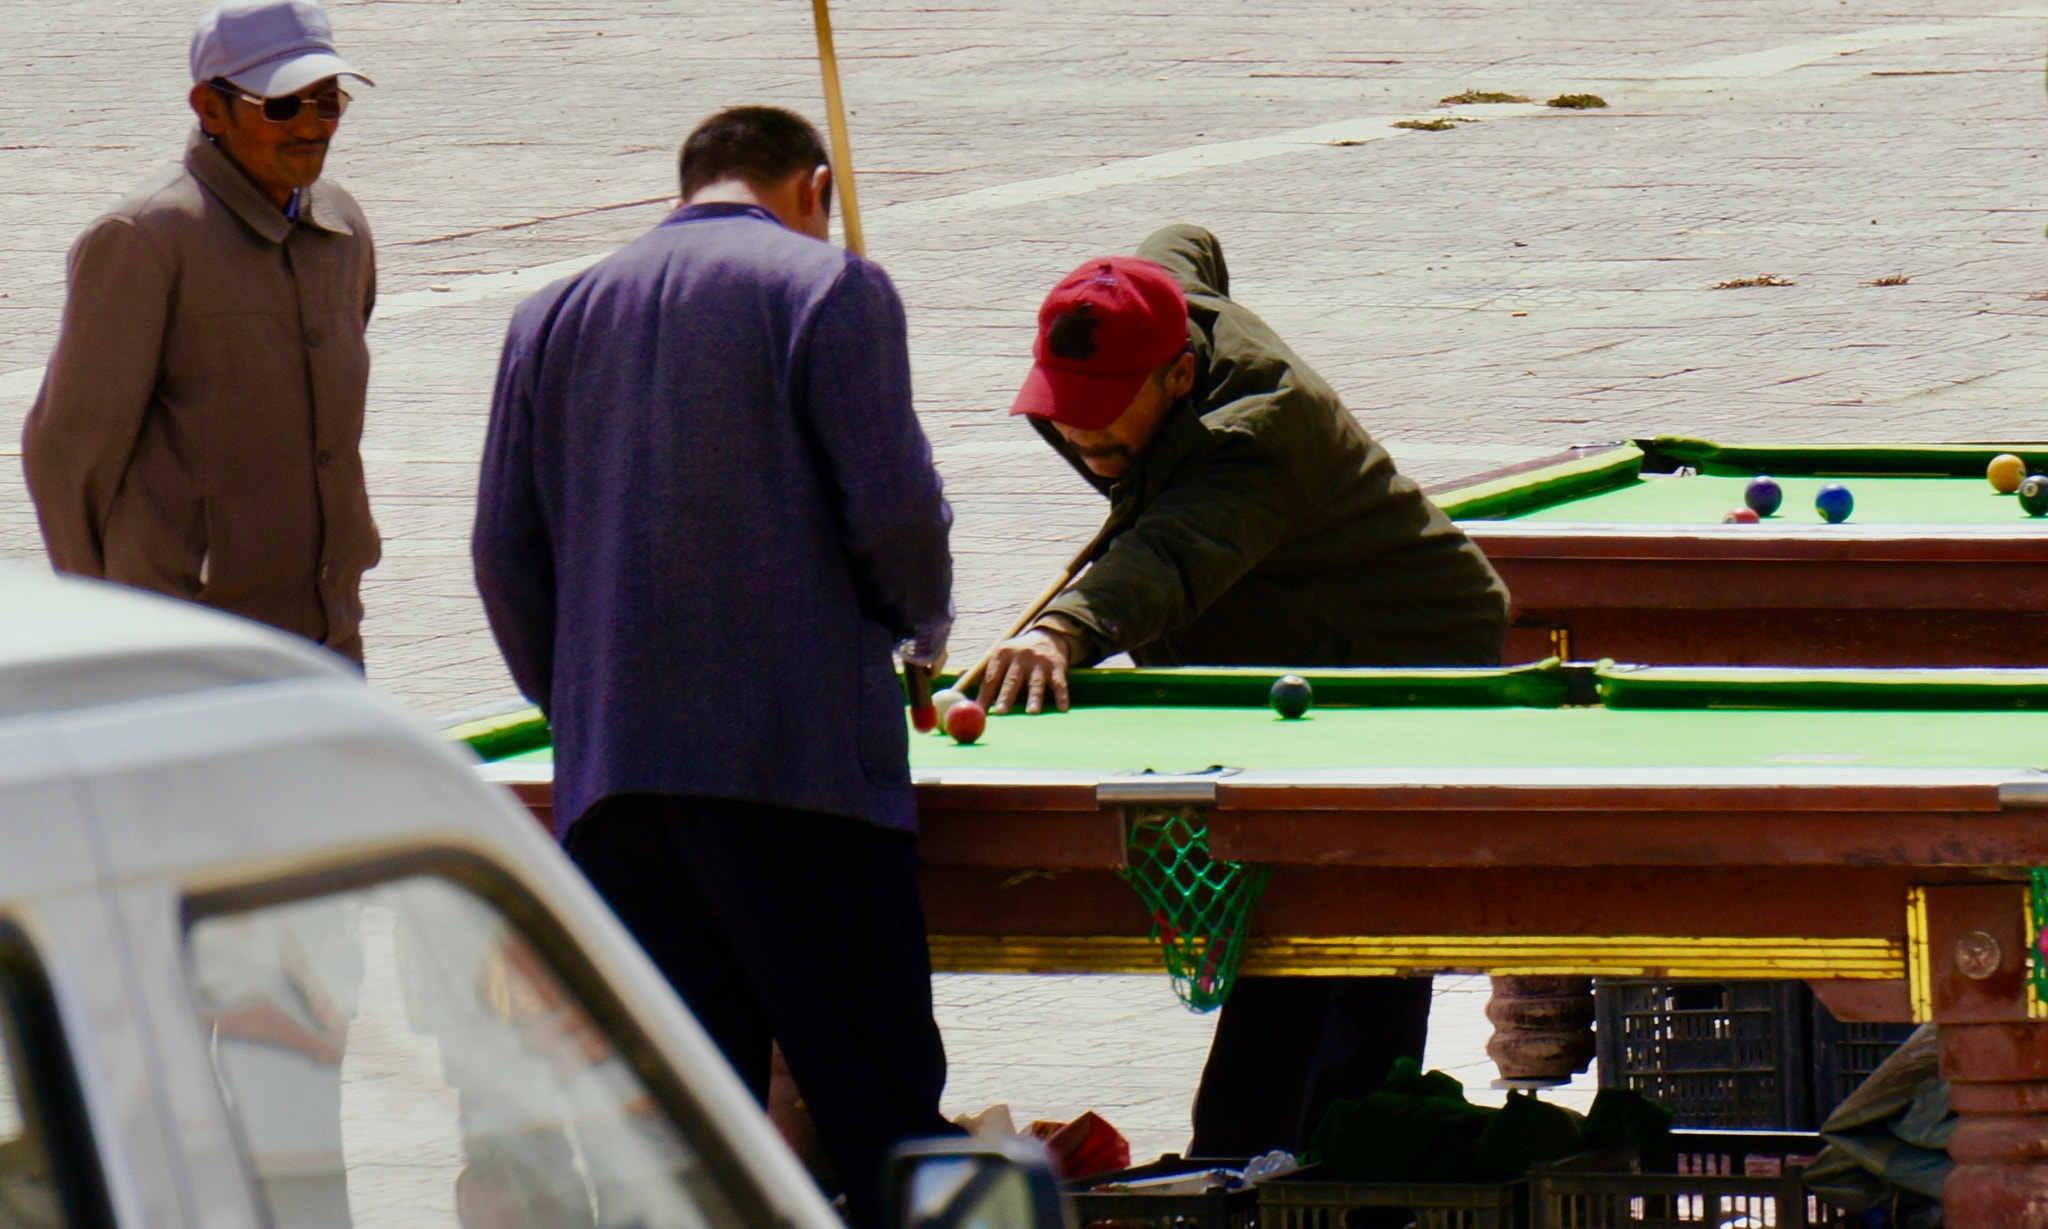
930 688 968 732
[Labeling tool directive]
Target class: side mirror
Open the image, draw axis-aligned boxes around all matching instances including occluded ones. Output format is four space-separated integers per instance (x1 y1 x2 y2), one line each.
885 1136 1073 1229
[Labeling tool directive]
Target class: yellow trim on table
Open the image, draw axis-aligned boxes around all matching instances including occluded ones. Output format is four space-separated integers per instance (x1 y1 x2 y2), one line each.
929 934 1904 979
1906 887 1933 1024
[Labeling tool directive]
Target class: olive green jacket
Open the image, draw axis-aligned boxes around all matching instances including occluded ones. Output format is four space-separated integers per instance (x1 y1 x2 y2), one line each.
1035 225 1508 668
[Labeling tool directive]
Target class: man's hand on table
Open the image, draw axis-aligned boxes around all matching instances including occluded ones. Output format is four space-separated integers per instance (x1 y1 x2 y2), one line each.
981 625 1073 715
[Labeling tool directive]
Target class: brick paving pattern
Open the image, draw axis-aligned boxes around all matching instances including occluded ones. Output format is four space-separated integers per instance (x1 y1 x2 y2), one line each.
0 0 2038 1154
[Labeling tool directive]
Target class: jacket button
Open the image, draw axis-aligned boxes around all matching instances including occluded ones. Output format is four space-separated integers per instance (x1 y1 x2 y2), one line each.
317 449 332 467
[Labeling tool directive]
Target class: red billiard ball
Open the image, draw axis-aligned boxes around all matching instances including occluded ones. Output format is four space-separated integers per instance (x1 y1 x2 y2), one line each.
1723 507 1760 524
946 701 986 745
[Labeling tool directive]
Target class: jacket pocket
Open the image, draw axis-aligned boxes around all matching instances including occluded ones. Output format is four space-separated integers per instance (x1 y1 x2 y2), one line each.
856 621 911 789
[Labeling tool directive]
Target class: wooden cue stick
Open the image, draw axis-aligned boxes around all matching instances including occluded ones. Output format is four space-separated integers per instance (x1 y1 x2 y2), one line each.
955 530 1112 697
810 0 866 259
812 0 947 726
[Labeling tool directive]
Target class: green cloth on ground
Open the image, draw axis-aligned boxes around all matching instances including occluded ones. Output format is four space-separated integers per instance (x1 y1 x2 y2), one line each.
1309 1058 1491 1183
1471 1092 1588 1182
1306 1058 1659 1185
1381 1054 1470 1103
1805 1024 1952 1229
1582 1087 1675 1172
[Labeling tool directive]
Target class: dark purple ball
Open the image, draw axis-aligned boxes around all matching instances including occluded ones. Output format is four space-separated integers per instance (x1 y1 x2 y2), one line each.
1744 476 1783 517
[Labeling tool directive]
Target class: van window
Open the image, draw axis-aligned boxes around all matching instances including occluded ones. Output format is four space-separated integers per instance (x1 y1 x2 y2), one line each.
186 875 748 1229
0 932 111 1229
0 1042 51 1229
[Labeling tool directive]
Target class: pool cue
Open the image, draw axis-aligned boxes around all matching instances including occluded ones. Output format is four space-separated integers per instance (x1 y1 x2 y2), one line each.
812 0 938 728
955 528 1114 699
810 0 866 259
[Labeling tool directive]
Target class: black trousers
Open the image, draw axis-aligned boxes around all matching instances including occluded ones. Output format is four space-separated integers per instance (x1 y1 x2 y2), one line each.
567 795 955 1229
1190 975 1435 1157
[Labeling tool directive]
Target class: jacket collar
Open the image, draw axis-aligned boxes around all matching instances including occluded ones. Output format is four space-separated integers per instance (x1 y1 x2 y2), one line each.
664 201 781 226
184 127 355 242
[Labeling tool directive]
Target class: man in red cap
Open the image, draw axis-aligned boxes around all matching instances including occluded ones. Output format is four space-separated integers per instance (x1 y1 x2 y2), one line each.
980 224 1509 1158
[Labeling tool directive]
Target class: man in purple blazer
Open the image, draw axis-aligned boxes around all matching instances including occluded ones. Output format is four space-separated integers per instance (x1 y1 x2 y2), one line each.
474 106 956 1226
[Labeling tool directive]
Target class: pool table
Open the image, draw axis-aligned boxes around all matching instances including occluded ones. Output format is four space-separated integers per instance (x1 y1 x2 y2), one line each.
466 662 2048 1224
1432 437 2048 668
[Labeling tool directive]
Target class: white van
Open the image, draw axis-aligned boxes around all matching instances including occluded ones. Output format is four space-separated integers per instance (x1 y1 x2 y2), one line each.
0 566 1056 1229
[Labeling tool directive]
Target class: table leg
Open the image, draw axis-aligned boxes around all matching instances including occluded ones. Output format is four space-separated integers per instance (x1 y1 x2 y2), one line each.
1943 1021 2048 1227
1485 975 1595 1087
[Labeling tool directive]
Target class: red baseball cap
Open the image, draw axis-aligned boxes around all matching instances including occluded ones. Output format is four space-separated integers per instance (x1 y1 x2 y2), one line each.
1011 257 1190 431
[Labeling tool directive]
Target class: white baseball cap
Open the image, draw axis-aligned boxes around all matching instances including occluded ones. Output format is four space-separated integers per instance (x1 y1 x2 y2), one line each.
190 0 372 98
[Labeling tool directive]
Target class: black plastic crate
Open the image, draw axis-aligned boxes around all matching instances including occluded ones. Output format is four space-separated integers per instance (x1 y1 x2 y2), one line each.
1067 1156 1260 1229
1533 1130 1844 1228
1257 1165 1526 1229
1595 980 1814 1130
1810 1002 1918 1125
1596 980 1921 1131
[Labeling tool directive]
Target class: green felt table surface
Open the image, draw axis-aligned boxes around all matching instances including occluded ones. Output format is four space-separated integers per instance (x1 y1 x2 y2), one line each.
1501 473 2045 526
458 665 2048 773
903 704 2048 772
1432 437 2048 522
895 665 2048 772
482 704 2048 772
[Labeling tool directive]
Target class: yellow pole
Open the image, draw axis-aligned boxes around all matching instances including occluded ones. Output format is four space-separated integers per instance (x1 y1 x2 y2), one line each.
810 0 866 258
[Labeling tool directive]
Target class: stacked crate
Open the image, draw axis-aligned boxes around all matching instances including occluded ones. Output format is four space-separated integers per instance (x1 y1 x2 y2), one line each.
1594 979 1918 1130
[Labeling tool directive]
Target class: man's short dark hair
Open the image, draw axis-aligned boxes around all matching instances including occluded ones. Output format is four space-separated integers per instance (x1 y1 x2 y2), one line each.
680 106 832 208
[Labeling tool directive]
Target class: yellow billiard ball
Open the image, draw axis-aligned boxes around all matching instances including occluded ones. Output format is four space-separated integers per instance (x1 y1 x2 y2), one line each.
1989 453 2026 494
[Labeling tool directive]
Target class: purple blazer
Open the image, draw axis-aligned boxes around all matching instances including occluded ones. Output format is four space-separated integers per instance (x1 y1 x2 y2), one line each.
475 202 953 836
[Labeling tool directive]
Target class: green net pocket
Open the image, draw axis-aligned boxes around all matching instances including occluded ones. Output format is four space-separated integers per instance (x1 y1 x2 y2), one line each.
1121 807 1272 1012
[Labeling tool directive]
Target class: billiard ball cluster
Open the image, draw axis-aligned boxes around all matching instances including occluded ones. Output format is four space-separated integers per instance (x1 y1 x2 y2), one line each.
1724 476 1780 524
929 687 984 744
1719 458 2048 527
1991 454 2048 517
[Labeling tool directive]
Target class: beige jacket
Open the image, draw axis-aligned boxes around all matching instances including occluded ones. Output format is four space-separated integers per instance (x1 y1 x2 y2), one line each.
23 129 380 662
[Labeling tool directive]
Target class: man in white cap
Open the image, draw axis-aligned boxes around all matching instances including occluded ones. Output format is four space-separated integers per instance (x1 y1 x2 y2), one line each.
23 0 382 663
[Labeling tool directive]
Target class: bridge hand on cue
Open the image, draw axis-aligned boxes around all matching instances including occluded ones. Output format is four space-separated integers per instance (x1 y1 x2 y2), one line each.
980 624 1073 716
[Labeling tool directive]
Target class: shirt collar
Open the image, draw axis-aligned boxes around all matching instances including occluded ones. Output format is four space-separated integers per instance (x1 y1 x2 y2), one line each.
184 128 355 242
664 201 781 227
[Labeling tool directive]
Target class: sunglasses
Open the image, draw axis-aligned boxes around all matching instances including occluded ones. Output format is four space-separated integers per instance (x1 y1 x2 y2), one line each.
211 82 350 123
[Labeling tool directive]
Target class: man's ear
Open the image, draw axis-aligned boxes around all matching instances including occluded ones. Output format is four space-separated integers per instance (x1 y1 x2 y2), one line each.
808 164 832 219
189 83 231 136
1167 350 1197 398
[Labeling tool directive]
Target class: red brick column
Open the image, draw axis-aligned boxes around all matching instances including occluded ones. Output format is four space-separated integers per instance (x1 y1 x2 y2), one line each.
1944 1022 2048 1228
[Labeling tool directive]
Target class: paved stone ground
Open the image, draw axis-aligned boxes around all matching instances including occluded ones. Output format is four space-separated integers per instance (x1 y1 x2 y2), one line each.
934 973 1595 1160
1 0 2041 1159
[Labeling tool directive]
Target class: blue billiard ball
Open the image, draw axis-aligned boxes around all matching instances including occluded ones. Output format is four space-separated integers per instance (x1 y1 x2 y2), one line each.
1744 476 1783 517
1815 482 1854 524
1270 675 1314 719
